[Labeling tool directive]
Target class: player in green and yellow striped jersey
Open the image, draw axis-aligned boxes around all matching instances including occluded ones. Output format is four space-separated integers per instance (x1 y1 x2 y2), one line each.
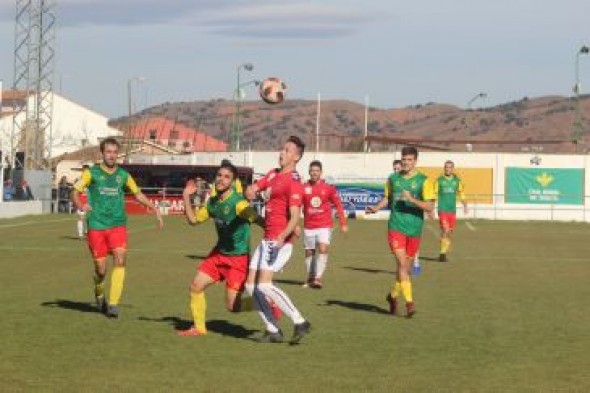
434 161 468 262
366 146 435 317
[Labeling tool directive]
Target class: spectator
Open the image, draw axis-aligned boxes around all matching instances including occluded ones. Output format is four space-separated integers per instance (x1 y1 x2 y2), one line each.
15 179 34 201
58 176 72 213
3 179 14 201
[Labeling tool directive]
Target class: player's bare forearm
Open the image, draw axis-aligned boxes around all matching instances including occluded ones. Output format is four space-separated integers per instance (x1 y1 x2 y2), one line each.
71 190 88 211
367 197 388 213
135 192 157 213
182 192 198 225
412 199 434 213
278 205 300 242
135 192 164 228
332 196 347 228
245 184 259 201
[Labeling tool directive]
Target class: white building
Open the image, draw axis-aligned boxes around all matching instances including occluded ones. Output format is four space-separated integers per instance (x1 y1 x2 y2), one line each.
0 90 121 159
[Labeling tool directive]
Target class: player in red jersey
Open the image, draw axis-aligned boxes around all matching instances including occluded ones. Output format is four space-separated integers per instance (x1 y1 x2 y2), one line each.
301 160 347 289
244 135 311 344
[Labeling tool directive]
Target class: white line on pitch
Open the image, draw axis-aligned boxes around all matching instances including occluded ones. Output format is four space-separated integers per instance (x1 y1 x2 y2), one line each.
0 217 72 229
465 222 477 231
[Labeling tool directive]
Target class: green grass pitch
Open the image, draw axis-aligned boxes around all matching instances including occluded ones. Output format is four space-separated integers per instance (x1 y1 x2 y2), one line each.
1 215 589 392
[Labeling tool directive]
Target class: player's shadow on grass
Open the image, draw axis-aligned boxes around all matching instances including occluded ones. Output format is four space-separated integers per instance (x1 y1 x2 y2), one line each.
185 254 209 260
41 299 98 313
342 266 396 275
274 278 306 286
419 256 440 262
59 235 84 241
137 316 256 339
323 299 390 315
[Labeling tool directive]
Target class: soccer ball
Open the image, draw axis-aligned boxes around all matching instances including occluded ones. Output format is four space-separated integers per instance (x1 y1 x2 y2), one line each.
259 77 287 105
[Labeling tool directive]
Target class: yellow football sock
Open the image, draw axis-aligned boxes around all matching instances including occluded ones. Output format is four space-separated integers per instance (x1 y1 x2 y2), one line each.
440 238 451 254
390 281 402 299
108 267 126 306
94 275 105 298
401 280 413 303
190 291 207 333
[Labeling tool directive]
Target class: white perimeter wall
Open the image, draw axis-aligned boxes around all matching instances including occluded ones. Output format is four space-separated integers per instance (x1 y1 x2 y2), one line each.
119 151 590 222
0 201 43 218
0 93 121 158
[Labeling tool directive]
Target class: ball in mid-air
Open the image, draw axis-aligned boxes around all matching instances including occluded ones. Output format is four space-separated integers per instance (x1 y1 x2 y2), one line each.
259 77 287 105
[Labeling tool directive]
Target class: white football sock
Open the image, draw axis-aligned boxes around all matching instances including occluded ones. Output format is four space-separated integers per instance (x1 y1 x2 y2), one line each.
77 221 85 237
257 282 305 325
316 253 328 278
245 283 279 333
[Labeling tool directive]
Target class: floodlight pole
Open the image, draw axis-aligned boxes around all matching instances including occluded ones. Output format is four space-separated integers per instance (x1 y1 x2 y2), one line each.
125 77 145 161
231 63 255 151
573 45 589 148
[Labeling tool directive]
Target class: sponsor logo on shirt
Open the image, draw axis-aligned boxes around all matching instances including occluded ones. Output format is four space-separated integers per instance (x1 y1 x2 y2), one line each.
310 196 321 208
305 187 312 194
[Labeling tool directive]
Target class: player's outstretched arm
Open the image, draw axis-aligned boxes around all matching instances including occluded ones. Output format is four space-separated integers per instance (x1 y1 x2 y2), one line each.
135 192 164 229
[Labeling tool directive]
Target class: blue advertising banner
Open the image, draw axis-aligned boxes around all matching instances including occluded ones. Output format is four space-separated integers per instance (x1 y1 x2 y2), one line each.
335 183 386 213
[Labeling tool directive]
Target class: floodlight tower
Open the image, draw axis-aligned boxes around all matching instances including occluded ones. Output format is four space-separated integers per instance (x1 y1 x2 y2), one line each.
12 0 57 170
573 44 589 146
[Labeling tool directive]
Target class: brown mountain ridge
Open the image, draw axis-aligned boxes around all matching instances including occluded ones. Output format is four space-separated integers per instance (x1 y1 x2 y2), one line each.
110 95 590 154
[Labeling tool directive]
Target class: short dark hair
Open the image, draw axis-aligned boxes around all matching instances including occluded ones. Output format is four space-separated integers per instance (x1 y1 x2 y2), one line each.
100 137 120 153
401 146 418 158
393 159 402 166
309 160 322 170
287 135 305 160
444 160 454 167
219 160 238 180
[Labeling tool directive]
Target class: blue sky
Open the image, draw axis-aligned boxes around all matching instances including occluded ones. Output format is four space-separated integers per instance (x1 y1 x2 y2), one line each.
0 0 589 118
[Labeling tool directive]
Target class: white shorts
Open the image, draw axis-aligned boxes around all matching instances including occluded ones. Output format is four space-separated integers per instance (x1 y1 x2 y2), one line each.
303 228 332 249
250 240 293 273
76 210 86 217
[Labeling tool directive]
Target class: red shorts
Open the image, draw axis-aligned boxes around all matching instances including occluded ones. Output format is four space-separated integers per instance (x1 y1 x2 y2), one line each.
438 212 457 231
387 231 421 258
87 226 127 260
199 249 249 292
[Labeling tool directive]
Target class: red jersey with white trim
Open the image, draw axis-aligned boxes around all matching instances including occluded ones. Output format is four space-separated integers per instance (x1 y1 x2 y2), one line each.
256 169 304 241
302 179 346 229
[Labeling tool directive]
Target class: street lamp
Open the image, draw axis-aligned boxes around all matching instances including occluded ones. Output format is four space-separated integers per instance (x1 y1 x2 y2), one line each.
127 77 146 118
231 63 257 151
125 77 146 161
466 92 487 135
573 44 589 146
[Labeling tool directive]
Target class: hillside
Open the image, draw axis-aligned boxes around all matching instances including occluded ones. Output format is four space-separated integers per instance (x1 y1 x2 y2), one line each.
110 95 590 153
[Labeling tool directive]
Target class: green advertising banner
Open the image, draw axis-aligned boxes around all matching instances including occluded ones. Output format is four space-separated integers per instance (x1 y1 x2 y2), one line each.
505 168 585 205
